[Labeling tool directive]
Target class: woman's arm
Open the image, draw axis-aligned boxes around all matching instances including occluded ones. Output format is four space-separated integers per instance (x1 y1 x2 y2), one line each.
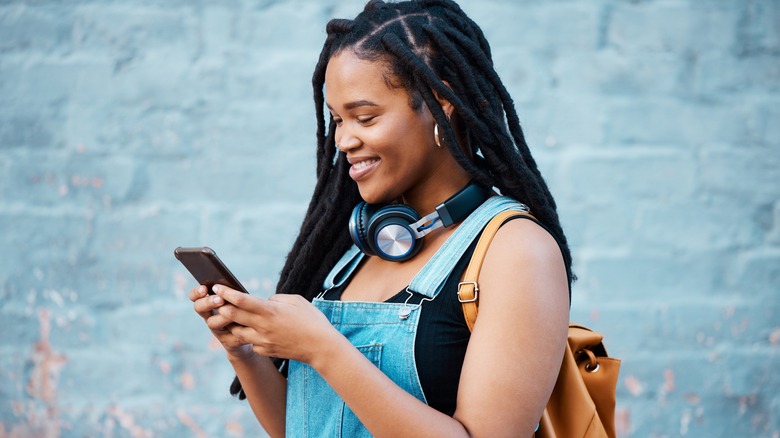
453 218 570 435
215 218 569 437
225 350 287 438
190 286 287 437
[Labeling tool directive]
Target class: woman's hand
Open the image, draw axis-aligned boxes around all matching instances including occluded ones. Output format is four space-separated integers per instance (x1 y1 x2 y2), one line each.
212 286 340 365
189 285 254 361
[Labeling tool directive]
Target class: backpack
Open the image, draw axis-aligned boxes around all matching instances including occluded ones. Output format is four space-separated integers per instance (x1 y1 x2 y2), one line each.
458 210 621 438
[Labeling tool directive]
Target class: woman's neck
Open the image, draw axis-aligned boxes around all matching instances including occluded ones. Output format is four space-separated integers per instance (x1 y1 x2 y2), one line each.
400 173 471 216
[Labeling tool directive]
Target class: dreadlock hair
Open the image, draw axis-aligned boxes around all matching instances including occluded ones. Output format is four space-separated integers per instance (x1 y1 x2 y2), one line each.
230 0 575 399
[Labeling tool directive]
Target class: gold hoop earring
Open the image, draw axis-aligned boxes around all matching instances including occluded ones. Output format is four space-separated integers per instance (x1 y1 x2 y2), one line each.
434 124 442 148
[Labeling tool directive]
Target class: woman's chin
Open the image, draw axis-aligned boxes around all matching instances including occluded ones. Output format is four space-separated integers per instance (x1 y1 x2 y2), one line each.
357 185 395 206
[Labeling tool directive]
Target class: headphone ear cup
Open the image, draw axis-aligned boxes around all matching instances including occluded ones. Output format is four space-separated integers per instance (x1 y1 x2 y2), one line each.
366 204 422 262
349 202 376 256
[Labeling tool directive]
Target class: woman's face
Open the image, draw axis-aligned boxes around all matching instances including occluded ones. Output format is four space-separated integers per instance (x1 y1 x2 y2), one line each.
325 50 462 208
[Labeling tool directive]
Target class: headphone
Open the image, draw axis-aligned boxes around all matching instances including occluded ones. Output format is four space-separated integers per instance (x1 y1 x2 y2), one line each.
348 182 491 262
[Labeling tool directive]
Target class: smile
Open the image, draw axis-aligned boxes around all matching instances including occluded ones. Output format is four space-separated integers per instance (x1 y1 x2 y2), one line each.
353 158 379 170
349 158 380 181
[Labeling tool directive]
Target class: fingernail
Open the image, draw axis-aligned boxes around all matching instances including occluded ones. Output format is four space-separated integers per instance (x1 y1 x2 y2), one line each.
198 286 207 296
212 295 223 305
212 285 220 294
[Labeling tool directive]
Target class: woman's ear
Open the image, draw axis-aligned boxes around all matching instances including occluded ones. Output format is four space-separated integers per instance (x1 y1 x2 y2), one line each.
432 81 454 119
432 81 472 158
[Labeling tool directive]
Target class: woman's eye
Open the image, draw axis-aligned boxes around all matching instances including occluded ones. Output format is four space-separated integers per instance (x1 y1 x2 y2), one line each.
357 116 376 125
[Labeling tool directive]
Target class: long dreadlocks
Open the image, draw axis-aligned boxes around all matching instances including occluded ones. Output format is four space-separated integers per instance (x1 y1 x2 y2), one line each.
231 0 574 398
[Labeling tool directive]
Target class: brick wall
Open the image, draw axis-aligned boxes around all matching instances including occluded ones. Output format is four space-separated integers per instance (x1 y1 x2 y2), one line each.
1 0 777 436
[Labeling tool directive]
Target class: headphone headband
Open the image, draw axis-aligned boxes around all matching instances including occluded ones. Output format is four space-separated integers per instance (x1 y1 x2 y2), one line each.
435 182 491 228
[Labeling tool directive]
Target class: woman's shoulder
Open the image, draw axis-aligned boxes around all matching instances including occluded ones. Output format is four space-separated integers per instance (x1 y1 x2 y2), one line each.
491 215 563 263
477 215 569 307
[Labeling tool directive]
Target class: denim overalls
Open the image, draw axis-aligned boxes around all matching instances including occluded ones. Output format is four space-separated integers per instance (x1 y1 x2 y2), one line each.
285 196 528 437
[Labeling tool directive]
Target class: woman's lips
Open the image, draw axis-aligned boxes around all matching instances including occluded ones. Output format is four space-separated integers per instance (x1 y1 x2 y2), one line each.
349 158 380 181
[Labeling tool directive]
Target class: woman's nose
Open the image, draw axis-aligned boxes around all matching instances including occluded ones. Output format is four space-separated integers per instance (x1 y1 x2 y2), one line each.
336 129 361 153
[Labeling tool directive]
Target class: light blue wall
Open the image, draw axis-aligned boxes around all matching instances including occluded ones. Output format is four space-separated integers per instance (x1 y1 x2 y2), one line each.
1 0 778 436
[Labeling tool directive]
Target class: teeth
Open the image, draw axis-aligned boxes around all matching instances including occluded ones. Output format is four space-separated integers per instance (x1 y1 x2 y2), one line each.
353 159 378 170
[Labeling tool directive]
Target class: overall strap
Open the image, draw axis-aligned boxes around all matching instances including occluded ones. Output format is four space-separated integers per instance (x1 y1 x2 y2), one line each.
408 196 528 299
322 245 364 291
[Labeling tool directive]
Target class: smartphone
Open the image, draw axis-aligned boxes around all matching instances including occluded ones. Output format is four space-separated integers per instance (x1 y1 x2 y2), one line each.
174 246 249 294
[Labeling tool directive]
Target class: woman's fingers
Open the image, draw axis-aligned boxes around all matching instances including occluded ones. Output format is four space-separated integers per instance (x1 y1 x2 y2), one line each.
226 324 260 347
186 284 260 358
267 293 306 305
206 312 237 331
191 294 227 322
188 285 208 302
193 293 225 313
214 285 271 314
214 301 264 328
209 288 332 362
206 286 277 328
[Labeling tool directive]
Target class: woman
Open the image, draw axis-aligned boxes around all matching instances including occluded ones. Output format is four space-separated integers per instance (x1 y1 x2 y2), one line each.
190 0 572 436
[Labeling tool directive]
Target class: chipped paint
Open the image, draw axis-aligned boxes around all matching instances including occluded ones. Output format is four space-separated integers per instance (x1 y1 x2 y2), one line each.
661 369 675 393
684 393 701 404
769 327 780 346
614 407 631 437
738 394 757 415
70 175 103 189
624 375 644 397
731 318 750 336
209 337 223 351
0 309 71 437
226 419 244 437
106 405 153 438
27 309 67 403
174 272 188 299
680 409 691 435
180 372 195 390
177 409 207 438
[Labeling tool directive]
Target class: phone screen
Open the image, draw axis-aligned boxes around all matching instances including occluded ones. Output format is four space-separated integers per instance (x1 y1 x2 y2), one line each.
174 247 249 294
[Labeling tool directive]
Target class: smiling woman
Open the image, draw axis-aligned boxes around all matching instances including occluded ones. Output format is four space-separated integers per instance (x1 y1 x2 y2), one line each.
188 1 574 437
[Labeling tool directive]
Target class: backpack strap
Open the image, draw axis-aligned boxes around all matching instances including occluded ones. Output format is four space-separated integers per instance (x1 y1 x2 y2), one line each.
458 210 535 331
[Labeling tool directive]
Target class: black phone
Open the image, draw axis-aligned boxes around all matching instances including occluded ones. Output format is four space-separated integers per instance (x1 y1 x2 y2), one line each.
174 246 249 294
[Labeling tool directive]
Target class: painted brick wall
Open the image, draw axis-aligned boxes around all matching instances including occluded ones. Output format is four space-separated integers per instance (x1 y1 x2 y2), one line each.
1 0 777 436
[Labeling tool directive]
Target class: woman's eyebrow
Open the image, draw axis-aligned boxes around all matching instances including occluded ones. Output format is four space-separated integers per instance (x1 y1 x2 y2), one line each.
327 100 379 111
344 100 379 110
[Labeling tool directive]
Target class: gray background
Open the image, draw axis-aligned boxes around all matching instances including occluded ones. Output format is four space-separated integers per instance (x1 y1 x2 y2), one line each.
1 0 778 436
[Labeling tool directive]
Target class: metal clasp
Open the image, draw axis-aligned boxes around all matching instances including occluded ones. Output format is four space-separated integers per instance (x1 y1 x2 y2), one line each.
457 281 479 303
398 287 434 320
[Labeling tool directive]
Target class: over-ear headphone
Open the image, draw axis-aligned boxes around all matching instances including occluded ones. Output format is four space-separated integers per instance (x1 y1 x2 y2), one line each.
348 182 491 262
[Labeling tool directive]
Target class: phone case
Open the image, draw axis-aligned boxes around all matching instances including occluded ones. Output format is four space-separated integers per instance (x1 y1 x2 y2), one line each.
174 246 249 293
